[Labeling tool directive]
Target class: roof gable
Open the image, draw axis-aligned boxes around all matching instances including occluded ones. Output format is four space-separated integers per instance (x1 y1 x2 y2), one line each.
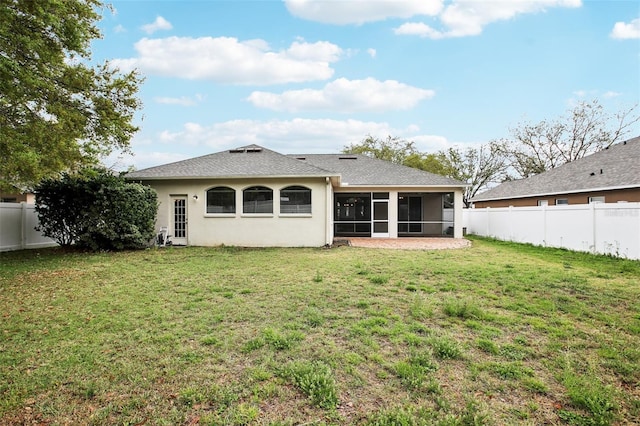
472 136 640 202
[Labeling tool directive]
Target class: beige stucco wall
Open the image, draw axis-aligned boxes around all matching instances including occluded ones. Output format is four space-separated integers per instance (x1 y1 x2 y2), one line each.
147 177 330 247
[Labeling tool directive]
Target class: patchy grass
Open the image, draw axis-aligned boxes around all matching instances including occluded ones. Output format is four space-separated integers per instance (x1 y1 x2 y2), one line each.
0 236 639 424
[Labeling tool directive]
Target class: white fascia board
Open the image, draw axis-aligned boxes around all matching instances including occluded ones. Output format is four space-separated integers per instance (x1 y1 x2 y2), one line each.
127 173 340 181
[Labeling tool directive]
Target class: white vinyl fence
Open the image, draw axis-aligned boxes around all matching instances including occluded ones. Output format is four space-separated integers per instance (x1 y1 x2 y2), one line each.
0 203 58 252
463 203 640 260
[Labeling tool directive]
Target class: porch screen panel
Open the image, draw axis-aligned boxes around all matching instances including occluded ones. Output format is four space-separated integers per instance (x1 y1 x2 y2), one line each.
334 193 371 236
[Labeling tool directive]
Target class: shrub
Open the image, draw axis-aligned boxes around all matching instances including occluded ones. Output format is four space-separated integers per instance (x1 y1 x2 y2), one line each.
35 168 158 251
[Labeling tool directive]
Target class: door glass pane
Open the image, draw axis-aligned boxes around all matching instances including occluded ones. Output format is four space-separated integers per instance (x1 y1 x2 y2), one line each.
373 222 388 233
373 202 388 220
174 199 186 238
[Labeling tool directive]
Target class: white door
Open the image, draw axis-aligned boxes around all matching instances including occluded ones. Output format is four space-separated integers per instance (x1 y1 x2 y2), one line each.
372 200 389 238
171 196 188 245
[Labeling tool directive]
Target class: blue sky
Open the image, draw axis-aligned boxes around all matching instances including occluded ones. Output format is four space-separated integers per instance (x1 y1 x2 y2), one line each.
93 0 640 170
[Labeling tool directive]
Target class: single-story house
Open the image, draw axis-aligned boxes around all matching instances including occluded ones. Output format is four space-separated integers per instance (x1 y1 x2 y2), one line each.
126 145 468 247
471 136 640 208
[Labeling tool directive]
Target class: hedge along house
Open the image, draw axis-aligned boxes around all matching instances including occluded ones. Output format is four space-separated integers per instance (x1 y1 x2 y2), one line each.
126 145 468 247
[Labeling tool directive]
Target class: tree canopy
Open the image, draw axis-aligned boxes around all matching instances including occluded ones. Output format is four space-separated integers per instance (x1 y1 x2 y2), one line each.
343 135 508 206
0 0 142 191
344 100 638 206
500 100 639 178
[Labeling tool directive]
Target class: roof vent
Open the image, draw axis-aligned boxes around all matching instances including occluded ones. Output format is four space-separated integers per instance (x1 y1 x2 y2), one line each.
295 156 306 160
338 156 357 160
230 147 263 153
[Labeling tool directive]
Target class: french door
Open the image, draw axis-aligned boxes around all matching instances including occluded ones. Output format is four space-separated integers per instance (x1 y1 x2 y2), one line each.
171 196 187 245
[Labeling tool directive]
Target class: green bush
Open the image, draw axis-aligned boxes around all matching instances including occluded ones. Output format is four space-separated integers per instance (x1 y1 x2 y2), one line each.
35 168 158 251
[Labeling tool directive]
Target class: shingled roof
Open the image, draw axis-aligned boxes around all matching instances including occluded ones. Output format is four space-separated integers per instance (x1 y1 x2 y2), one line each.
126 145 335 180
127 145 467 187
472 136 640 202
291 154 465 187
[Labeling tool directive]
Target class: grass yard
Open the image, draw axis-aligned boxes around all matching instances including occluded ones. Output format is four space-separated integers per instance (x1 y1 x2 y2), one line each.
1 237 639 425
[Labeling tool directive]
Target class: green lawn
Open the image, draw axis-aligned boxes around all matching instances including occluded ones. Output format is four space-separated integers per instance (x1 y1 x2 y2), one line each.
1 237 639 425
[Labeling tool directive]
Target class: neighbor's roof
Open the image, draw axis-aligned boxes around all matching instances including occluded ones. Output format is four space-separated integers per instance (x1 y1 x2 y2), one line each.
127 145 467 187
126 145 336 180
291 153 466 187
472 136 640 202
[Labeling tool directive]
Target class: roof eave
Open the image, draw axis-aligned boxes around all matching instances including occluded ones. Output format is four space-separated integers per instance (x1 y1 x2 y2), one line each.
125 173 340 181
337 183 468 189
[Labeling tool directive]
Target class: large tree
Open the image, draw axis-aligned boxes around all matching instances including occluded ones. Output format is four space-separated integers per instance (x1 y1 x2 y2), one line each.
501 100 639 178
344 135 509 206
436 141 509 207
343 135 418 165
0 0 142 191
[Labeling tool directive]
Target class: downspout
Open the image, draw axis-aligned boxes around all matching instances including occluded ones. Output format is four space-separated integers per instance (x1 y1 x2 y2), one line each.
325 177 332 246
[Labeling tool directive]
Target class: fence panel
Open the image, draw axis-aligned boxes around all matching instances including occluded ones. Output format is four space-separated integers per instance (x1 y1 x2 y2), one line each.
0 203 58 252
463 203 640 260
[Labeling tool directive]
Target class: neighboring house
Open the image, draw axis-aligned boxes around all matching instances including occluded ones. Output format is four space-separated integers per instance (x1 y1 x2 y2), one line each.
0 187 35 203
471 136 640 208
126 145 467 247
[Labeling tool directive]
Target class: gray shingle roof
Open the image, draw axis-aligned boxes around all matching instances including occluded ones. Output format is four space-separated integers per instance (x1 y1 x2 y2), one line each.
126 145 335 179
126 145 467 187
472 136 640 202
291 154 466 187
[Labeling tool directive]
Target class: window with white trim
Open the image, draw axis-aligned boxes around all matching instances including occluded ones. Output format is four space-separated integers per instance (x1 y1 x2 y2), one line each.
206 186 235 214
589 196 605 204
243 186 273 213
280 186 311 214
555 198 569 205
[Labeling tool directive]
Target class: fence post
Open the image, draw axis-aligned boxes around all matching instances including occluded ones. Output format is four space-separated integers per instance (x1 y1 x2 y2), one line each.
21 202 27 250
486 207 490 237
591 203 597 255
542 204 547 247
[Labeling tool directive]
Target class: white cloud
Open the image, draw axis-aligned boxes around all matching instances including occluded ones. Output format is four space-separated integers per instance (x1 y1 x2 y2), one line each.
112 37 342 85
112 119 455 170
153 118 413 154
154 94 204 106
602 91 621 99
141 16 173 34
285 0 443 25
367 48 377 58
247 78 434 113
394 22 444 39
114 24 126 33
395 0 582 39
610 18 640 39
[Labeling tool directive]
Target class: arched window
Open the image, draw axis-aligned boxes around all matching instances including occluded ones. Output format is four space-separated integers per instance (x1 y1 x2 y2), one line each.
280 186 311 214
206 187 235 214
243 186 273 213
